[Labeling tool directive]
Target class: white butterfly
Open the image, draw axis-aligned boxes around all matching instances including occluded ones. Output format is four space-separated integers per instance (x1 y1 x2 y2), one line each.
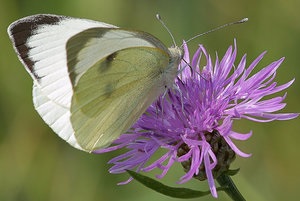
7 14 183 152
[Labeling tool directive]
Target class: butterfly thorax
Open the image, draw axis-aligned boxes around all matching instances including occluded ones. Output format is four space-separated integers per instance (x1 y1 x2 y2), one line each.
164 46 184 88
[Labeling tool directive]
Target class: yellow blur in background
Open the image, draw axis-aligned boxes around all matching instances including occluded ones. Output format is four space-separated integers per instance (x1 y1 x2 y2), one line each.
0 0 299 201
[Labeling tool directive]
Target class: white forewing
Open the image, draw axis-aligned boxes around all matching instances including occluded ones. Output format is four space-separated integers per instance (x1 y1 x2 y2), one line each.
8 14 116 149
9 14 116 107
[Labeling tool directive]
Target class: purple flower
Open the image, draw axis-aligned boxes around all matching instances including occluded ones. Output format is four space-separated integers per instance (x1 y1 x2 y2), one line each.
97 40 298 198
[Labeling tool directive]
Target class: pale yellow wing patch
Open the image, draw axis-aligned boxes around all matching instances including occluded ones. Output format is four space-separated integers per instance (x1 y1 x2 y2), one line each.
70 47 170 152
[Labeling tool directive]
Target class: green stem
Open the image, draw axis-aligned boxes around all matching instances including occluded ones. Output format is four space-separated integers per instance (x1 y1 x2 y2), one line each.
216 174 246 201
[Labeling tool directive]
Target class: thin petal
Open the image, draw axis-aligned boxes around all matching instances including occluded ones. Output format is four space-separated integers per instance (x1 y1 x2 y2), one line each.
223 136 252 157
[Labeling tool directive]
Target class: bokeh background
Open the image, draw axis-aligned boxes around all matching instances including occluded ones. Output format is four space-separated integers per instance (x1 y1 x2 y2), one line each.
1 0 299 200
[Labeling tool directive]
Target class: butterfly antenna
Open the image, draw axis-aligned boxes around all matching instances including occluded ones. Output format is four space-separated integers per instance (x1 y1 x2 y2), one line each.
156 14 177 46
184 18 248 45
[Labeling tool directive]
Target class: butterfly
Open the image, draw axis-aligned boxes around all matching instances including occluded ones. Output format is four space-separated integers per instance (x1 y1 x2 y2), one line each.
7 14 183 152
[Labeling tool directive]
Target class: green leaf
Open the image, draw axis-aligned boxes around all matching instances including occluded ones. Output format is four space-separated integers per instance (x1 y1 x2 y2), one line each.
126 170 224 199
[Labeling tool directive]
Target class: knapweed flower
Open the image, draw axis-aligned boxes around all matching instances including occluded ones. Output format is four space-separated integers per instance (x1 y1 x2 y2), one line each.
97 40 298 198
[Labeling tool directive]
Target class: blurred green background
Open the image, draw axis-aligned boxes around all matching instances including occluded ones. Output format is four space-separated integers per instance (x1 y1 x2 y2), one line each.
0 0 299 200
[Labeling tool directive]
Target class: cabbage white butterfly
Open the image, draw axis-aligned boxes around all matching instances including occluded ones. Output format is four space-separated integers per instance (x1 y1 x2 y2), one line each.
7 14 183 152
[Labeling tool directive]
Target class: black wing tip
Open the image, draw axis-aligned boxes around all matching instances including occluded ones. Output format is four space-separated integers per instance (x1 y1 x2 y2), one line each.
8 14 67 36
7 14 71 50
7 14 68 74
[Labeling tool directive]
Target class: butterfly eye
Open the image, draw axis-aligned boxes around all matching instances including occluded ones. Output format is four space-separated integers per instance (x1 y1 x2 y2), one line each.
106 52 117 62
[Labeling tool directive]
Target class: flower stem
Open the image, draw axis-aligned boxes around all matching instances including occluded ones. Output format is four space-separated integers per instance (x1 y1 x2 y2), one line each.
216 174 245 201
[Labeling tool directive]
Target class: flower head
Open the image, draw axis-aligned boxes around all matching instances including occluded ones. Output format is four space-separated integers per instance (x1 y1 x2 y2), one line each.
97 40 298 198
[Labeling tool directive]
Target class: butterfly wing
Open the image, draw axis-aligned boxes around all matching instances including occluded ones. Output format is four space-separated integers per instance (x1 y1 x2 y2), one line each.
7 14 116 150
66 28 174 151
8 14 116 106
